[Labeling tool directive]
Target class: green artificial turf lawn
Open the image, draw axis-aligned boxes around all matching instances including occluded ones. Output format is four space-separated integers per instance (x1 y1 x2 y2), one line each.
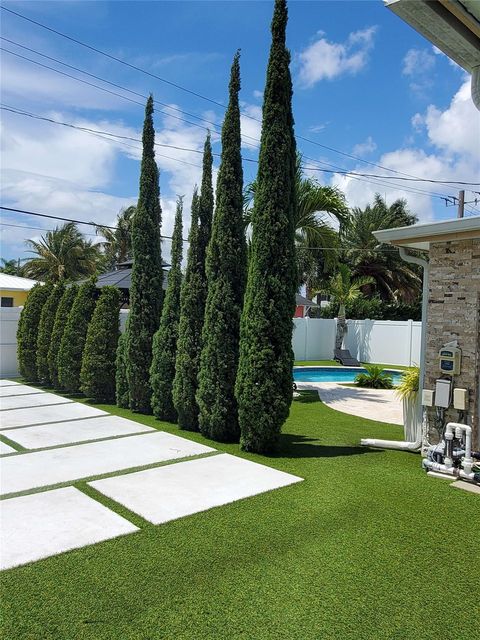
2 391 479 640
294 359 341 366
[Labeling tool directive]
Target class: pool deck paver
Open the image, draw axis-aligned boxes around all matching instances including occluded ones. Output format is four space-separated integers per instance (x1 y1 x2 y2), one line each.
297 381 403 425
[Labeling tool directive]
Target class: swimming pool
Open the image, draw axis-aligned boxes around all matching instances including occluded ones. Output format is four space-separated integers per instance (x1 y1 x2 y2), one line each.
293 366 403 384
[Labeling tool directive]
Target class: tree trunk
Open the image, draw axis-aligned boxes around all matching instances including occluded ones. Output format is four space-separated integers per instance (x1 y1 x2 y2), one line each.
335 304 346 350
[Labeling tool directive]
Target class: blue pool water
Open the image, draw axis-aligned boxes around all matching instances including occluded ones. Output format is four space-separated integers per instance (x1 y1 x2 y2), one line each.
293 366 403 384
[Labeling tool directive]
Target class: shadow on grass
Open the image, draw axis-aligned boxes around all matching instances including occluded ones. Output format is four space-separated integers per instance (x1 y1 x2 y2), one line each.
293 391 321 404
274 433 381 459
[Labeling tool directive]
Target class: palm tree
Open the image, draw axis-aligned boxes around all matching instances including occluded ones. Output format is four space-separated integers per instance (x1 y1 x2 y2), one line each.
341 194 421 302
23 222 101 283
0 258 24 276
318 264 374 351
94 206 135 271
245 154 350 292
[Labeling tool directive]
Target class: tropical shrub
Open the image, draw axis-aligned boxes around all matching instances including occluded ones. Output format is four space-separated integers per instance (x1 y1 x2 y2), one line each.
36 283 65 385
48 284 78 388
396 366 420 400
57 278 97 393
80 286 121 402
354 365 394 389
17 283 51 382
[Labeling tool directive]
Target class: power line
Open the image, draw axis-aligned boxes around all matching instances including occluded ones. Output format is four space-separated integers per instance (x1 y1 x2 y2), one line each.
0 206 186 243
1 105 467 201
2 5 477 188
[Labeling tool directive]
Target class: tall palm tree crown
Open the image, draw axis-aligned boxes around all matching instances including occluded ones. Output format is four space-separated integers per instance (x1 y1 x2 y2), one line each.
23 222 101 282
340 194 421 302
245 153 350 292
94 205 136 270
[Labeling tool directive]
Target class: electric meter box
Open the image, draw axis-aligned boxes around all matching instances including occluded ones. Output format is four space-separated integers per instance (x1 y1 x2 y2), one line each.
439 347 461 375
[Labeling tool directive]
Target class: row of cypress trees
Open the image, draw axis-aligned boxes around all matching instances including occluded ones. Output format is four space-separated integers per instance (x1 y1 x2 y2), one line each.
148 0 296 453
16 0 296 454
17 279 121 403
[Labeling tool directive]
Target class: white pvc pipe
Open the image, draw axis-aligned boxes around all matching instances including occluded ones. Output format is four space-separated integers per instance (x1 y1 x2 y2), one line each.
361 249 428 452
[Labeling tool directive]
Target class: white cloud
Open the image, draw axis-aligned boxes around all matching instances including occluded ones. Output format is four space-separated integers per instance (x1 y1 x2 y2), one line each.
352 136 377 156
416 78 479 157
239 103 262 150
402 48 435 76
297 27 377 88
309 122 329 134
330 79 479 223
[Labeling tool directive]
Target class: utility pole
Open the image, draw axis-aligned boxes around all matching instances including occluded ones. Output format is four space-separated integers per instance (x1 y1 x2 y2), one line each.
457 190 465 218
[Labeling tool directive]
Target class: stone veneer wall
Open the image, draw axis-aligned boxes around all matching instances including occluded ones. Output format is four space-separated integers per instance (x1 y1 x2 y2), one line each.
424 238 480 450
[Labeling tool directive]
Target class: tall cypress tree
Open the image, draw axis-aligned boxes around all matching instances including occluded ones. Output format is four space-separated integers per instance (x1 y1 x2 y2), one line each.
58 278 97 393
235 0 297 453
48 284 78 388
198 132 214 315
80 286 121 402
126 95 163 413
115 328 129 408
173 190 204 430
150 197 184 421
197 52 247 442
37 283 65 385
17 283 51 382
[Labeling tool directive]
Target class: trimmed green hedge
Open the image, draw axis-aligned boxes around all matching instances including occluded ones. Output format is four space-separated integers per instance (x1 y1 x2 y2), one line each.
80 286 121 402
57 278 97 393
17 283 51 382
36 283 65 385
48 285 78 388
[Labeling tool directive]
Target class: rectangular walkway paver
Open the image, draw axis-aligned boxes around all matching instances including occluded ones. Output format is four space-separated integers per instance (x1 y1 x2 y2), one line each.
0 385 45 397
0 393 72 412
1 431 215 495
0 441 16 455
3 415 156 449
0 403 106 430
0 487 138 570
0 380 19 387
90 453 303 525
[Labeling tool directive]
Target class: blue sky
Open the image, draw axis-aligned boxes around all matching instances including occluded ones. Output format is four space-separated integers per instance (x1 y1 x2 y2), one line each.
1 0 479 262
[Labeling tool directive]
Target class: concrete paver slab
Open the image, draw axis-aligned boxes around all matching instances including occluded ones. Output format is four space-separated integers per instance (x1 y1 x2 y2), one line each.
0 487 138 570
0 393 72 411
1 431 215 495
0 441 16 454
90 453 303 525
3 415 156 449
0 385 45 397
0 403 106 430
0 380 19 387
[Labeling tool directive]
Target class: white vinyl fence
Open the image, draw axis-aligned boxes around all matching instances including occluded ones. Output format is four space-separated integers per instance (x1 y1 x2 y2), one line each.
0 307 22 378
0 308 421 379
293 317 421 366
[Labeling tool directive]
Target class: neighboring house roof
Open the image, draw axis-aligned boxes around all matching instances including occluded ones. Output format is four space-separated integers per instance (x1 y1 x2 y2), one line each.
295 294 319 307
0 273 40 292
77 260 169 292
373 215 480 250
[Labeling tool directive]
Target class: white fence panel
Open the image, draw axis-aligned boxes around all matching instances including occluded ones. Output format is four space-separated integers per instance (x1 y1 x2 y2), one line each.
292 318 336 361
0 308 422 378
0 307 22 378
